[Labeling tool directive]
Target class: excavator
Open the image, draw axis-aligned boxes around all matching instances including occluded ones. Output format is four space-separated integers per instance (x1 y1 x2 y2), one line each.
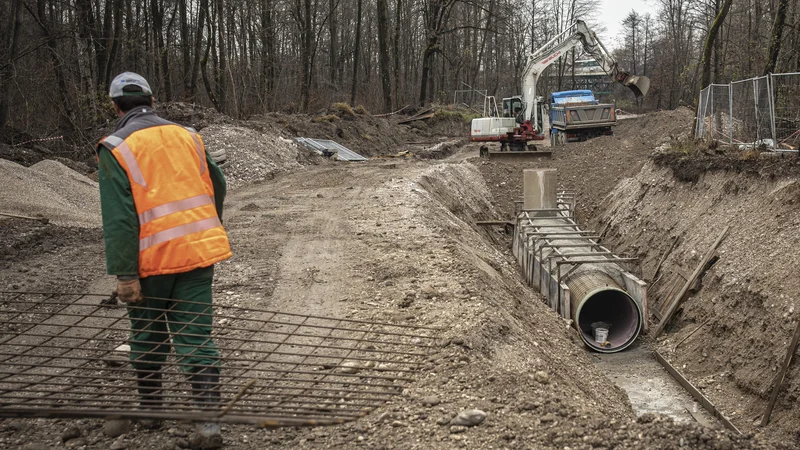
471 20 650 159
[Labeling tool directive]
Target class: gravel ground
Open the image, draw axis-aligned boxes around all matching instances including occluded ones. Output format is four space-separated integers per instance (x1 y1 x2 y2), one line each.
0 159 101 228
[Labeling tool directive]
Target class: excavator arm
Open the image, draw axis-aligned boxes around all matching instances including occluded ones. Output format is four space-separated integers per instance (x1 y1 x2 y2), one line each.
521 20 650 130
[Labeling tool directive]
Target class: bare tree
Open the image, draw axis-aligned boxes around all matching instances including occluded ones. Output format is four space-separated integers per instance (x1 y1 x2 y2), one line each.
764 0 789 75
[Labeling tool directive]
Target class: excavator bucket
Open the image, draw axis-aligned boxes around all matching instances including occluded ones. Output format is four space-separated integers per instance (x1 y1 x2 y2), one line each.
620 74 650 98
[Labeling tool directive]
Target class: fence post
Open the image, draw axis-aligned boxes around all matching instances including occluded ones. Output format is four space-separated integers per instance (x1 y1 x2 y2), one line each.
729 83 733 145
768 73 777 148
753 79 761 143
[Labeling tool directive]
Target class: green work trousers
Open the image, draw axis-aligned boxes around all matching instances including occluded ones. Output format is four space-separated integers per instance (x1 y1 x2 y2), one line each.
127 265 219 373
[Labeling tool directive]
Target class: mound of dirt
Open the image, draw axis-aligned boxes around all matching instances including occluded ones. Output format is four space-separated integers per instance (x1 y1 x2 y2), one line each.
654 149 800 183
0 159 100 228
199 124 307 189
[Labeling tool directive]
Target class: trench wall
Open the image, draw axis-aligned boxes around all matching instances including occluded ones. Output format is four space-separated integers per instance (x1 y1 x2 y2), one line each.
596 160 800 442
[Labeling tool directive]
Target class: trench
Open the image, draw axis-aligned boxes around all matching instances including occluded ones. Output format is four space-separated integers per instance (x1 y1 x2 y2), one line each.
434 151 729 429
591 345 717 425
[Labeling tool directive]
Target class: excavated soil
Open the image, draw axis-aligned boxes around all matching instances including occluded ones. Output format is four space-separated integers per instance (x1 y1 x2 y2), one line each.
0 107 793 449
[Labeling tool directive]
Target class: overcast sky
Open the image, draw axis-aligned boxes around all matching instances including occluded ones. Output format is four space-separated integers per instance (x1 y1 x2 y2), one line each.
595 0 658 50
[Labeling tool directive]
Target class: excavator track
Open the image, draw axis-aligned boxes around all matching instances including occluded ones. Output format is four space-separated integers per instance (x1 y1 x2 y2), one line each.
479 146 552 160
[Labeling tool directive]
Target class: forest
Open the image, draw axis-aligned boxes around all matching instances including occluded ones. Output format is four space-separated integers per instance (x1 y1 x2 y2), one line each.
0 0 798 145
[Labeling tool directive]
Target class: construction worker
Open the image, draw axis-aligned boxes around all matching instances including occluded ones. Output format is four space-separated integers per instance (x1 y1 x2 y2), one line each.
97 72 231 449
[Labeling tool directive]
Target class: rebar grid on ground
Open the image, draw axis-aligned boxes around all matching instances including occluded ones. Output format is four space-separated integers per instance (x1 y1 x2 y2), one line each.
0 291 438 427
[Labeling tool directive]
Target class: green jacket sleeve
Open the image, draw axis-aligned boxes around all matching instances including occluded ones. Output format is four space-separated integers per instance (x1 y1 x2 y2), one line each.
206 151 227 220
97 148 140 277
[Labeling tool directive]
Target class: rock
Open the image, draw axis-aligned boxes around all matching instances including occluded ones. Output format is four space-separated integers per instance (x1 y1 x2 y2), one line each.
540 413 556 423
450 409 487 427
436 416 451 426
21 444 51 450
104 419 132 438
176 438 190 448
109 437 128 450
390 420 407 428
61 426 82 443
421 395 441 406
339 361 361 374
188 432 223 450
114 344 131 353
65 437 88 449
449 425 468 434
534 371 550 384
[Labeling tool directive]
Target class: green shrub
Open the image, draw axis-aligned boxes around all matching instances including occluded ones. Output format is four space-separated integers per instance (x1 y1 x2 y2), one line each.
354 105 368 115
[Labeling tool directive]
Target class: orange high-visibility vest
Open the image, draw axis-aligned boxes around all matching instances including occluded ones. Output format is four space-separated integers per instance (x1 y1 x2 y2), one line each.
99 118 231 278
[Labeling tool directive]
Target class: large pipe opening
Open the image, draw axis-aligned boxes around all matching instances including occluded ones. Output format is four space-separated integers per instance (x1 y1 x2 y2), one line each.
575 288 642 353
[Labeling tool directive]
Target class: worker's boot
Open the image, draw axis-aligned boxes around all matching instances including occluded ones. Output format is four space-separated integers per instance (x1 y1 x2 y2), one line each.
136 370 164 429
188 366 223 450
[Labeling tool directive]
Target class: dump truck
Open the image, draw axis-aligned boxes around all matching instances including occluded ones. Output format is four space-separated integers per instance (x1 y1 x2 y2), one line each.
471 19 649 160
549 90 616 146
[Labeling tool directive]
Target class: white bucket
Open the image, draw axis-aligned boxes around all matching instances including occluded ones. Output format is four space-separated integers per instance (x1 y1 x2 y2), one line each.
594 327 609 343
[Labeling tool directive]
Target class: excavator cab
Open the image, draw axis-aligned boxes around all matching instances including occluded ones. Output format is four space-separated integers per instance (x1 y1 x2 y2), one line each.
502 96 545 131
501 97 525 123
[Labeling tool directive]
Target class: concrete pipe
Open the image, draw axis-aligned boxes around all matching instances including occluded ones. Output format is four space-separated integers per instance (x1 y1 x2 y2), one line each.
568 271 642 353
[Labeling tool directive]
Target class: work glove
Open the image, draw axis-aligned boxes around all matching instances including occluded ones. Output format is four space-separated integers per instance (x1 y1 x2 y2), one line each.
116 278 144 304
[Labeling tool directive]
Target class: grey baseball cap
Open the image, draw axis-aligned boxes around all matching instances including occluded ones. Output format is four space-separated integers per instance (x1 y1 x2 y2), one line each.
109 72 153 98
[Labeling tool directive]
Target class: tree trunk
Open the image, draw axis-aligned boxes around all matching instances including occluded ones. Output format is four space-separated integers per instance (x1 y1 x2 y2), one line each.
418 39 437 106
700 0 732 89
216 0 228 112
376 0 392 112
189 0 208 101
764 0 789 75
392 0 402 106
0 0 22 132
328 0 338 83
260 0 274 110
179 0 190 98
299 0 313 111
350 0 363 106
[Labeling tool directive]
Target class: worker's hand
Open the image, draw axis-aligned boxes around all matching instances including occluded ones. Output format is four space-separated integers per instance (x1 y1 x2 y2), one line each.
116 278 144 304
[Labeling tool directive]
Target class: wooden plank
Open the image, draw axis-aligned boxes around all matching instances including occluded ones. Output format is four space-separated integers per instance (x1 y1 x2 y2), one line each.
652 236 678 281
656 273 683 319
654 226 730 338
654 351 742 434
674 317 712 349
761 319 800 426
0 212 50 224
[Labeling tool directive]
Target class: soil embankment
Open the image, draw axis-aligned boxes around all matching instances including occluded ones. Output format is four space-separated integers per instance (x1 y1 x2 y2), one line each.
597 155 800 447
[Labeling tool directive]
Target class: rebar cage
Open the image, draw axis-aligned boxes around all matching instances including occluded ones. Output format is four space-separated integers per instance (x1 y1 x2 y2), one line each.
0 291 438 427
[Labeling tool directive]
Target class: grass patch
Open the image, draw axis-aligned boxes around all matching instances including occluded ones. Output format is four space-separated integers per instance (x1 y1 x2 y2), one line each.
313 114 340 123
331 102 356 118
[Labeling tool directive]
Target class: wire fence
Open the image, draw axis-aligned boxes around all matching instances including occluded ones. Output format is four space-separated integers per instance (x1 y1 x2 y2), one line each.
695 73 800 151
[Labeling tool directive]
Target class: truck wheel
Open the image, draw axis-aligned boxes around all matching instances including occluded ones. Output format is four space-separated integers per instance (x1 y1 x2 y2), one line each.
480 146 489 158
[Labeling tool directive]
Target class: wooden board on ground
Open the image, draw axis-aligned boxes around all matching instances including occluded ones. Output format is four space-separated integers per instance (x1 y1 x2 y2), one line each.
654 226 730 338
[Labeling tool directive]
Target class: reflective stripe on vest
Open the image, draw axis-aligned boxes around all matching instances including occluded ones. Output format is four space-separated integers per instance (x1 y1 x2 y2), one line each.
189 132 206 175
138 193 214 225
140 216 222 251
115 141 148 188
